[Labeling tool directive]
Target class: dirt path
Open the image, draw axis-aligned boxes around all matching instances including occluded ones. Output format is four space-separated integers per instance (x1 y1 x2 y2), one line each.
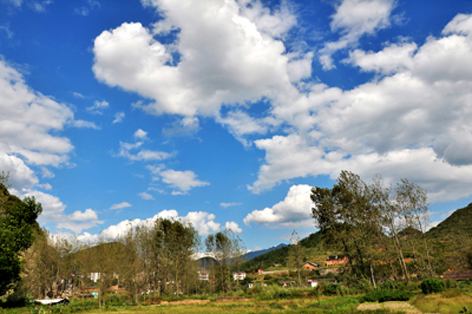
357 301 422 314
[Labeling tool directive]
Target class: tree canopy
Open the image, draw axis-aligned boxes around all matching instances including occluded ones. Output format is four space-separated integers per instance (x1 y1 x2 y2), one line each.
0 181 42 296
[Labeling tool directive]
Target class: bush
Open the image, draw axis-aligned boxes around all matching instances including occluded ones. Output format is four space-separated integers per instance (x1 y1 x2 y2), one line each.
323 284 339 296
420 278 445 294
360 290 414 303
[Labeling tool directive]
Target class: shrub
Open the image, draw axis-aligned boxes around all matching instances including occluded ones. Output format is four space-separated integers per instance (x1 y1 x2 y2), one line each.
360 290 414 303
420 278 445 294
324 284 339 296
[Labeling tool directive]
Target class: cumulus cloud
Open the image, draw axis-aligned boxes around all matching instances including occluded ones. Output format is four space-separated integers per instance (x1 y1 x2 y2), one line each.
0 58 74 167
69 208 99 221
150 167 210 195
247 13 472 204
320 0 398 69
244 184 313 228
92 0 307 117
225 221 243 233
78 209 227 243
90 0 472 206
10 188 103 233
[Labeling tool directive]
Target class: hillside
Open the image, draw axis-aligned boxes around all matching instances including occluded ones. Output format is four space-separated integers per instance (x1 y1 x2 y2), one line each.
244 243 288 261
241 230 331 272
426 203 472 240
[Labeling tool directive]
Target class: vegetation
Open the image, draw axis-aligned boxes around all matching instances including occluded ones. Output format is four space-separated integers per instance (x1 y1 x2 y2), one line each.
2 169 472 314
420 278 445 294
0 174 42 297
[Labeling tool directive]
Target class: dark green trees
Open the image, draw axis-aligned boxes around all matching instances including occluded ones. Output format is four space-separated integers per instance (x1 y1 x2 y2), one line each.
0 183 42 296
311 170 431 286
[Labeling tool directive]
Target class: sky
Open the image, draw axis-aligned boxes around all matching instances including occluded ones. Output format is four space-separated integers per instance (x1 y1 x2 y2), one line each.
1 0 472 251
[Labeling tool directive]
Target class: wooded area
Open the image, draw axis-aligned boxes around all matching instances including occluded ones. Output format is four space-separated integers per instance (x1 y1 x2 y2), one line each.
1 170 472 306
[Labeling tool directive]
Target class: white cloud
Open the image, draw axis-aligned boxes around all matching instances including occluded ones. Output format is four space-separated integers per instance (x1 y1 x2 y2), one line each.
320 0 397 69
156 168 209 195
75 0 100 16
71 119 100 129
133 129 148 140
69 208 99 221
244 184 313 228
247 13 472 204
13 188 103 233
110 202 132 210
38 183 52 190
77 209 228 242
92 0 304 116
162 117 200 138
113 112 125 123
0 59 74 167
117 140 173 162
138 192 154 200
216 110 279 147
220 202 241 208
86 100 109 115
30 0 53 12
225 221 242 233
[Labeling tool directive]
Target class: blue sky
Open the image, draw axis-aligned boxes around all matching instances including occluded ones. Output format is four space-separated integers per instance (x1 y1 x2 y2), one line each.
1 0 472 250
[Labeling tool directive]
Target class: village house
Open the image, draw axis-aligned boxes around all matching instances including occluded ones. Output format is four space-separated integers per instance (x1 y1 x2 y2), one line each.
442 269 472 281
198 271 209 281
301 262 319 271
233 272 246 281
326 255 349 267
307 278 337 287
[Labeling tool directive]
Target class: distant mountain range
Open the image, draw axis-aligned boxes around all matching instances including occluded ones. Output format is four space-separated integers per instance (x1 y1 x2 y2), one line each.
244 243 288 261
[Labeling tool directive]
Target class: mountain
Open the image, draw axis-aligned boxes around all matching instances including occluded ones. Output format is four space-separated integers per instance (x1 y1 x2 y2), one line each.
426 202 472 240
244 243 288 261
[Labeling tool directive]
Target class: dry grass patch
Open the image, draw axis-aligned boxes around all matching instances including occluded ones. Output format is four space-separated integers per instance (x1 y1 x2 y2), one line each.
411 292 472 314
357 301 422 314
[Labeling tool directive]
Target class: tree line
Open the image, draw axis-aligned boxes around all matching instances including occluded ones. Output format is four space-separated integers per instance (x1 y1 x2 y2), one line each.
311 170 435 286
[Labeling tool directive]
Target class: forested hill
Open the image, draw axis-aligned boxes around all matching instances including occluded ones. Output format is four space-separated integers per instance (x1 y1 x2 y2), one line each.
244 243 288 261
426 202 472 240
241 230 328 272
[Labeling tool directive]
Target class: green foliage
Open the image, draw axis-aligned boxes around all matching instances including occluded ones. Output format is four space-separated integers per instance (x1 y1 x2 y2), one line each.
360 290 414 303
0 183 42 296
420 278 445 294
323 283 340 296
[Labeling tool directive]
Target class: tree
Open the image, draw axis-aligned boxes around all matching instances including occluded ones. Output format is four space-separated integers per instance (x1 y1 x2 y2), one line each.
311 171 382 287
205 229 245 293
0 181 42 296
311 171 431 286
286 230 305 286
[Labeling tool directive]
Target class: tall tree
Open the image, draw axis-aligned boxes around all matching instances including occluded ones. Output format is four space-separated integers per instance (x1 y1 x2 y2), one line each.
205 229 244 293
311 171 382 287
0 181 42 296
286 230 305 286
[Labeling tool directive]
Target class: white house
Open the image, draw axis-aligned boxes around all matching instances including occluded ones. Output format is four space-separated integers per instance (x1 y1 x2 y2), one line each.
198 271 209 281
233 272 246 281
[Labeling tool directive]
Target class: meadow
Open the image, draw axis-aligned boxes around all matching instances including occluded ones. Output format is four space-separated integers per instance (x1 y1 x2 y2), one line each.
2 281 472 314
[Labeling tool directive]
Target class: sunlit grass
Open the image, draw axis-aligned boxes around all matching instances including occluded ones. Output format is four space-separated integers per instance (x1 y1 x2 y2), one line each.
410 289 472 314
